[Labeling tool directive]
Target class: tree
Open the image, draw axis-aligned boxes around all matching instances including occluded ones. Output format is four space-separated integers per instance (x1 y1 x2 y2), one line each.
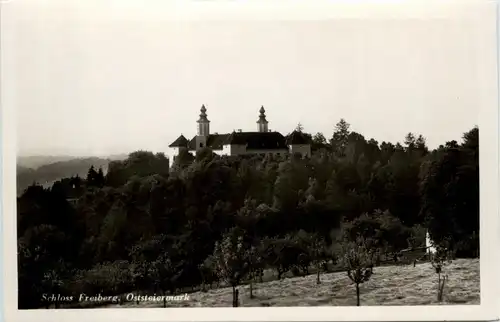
420 127 479 254
106 151 170 187
309 234 328 284
212 229 249 307
97 199 128 261
129 235 165 296
245 245 263 298
198 256 219 292
40 264 66 308
86 165 98 187
18 224 71 309
415 135 428 155
407 224 427 249
404 132 416 151
261 236 298 280
272 161 308 210
430 240 454 302
96 167 105 187
331 119 351 157
312 132 327 145
151 253 182 307
341 238 374 306
196 147 216 162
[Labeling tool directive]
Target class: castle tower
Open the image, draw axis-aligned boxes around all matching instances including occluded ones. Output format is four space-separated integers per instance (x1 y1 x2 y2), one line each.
196 105 210 150
256 106 269 132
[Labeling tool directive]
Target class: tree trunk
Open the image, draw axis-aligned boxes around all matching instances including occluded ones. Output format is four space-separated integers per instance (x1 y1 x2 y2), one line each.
437 275 447 302
232 286 239 307
201 280 206 292
356 283 360 306
316 263 321 285
163 289 167 308
250 279 254 299
441 276 447 301
259 270 264 283
437 273 441 302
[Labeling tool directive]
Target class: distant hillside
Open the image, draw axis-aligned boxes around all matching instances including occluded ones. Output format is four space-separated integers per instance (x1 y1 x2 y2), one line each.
17 154 128 169
16 157 116 195
17 156 77 170
106 154 128 161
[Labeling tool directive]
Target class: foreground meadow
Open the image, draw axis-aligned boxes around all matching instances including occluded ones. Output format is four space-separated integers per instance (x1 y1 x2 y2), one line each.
108 258 479 308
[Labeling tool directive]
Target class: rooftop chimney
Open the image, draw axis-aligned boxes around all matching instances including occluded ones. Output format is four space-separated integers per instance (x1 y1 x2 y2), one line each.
237 129 242 133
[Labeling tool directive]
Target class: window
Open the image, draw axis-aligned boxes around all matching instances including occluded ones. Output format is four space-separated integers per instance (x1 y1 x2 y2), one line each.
199 143 203 148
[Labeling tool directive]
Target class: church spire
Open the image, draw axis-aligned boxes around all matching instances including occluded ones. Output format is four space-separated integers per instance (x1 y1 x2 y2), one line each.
257 105 269 132
197 104 210 136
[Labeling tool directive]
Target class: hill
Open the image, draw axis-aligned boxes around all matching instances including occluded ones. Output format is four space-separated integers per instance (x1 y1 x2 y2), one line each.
17 155 78 169
17 154 128 169
16 157 112 195
108 258 479 308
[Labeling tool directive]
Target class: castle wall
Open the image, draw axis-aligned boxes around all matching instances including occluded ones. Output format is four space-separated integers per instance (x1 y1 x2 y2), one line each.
241 148 288 156
168 147 179 165
221 144 288 156
213 149 229 156
222 144 231 155
228 144 246 155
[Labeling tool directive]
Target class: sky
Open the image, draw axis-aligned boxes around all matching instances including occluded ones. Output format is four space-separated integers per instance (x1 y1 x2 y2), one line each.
4 0 496 157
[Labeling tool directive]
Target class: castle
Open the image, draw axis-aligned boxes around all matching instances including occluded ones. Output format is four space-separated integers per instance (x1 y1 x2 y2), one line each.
169 105 311 160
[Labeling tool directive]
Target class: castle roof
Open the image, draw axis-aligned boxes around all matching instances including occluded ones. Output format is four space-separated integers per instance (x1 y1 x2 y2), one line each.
185 131 288 151
286 130 311 145
187 134 232 151
227 131 288 150
169 134 189 147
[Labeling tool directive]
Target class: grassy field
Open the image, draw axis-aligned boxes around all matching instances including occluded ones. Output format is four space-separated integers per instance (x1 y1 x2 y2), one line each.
108 258 479 308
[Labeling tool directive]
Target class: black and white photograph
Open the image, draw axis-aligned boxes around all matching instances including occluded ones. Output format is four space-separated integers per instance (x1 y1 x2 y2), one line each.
1 1 498 321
